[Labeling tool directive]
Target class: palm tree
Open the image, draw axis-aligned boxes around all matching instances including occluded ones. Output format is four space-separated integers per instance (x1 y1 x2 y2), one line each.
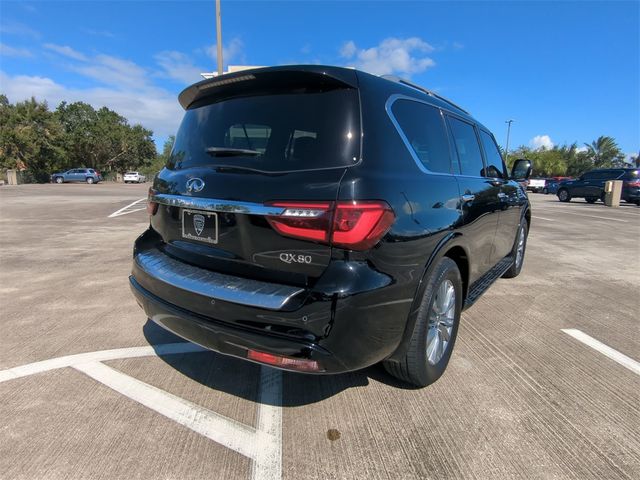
584 136 623 168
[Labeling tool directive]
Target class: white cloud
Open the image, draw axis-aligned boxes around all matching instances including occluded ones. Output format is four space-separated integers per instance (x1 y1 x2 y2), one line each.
339 37 435 77
81 28 115 38
71 54 148 89
530 135 554 149
0 70 183 138
205 38 245 66
154 50 204 85
576 146 588 153
43 43 87 61
0 43 33 58
339 40 357 59
0 21 40 39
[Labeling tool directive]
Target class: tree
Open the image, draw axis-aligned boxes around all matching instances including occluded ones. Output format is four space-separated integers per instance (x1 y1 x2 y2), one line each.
0 97 66 182
584 136 624 168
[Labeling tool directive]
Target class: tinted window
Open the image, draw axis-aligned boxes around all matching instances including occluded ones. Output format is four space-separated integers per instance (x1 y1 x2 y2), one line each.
448 117 485 177
168 89 360 172
582 172 596 180
391 100 451 174
623 169 639 180
479 130 505 178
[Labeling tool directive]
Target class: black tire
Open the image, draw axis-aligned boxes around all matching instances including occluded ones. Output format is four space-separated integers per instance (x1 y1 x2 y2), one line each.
585 197 597 204
558 188 571 202
600 192 606 203
543 188 548 195
54 176 63 184
383 257 462 387
502 222 528 279
86 177 94 184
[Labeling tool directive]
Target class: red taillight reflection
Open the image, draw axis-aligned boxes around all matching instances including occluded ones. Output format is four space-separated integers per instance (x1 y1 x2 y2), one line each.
147 187 158 215
247 349 321 372
266 200 395 250
625 180 640 187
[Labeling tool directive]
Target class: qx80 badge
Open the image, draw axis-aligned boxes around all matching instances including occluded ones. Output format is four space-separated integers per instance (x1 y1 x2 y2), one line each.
279 253 313 264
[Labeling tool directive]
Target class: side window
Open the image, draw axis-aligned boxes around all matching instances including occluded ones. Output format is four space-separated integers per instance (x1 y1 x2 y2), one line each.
447 117 485 177
479 130 505 178
582 172 596 180
390 99 452 174
224 124 271 154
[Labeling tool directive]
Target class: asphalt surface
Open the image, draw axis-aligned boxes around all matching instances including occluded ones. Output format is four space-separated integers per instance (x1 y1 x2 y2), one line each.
0 183 639 480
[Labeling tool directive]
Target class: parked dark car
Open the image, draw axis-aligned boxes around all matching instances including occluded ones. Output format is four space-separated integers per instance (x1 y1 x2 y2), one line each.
557 168 640 204
51 168 102 184
543 179 560 195
129 65 532 387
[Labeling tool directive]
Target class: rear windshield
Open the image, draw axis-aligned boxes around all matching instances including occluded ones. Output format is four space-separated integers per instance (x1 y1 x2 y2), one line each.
167 89 360 173
126 172 137 175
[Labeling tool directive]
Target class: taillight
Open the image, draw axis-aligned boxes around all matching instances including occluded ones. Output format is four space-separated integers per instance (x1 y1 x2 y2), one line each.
625 180 640 187
332 201 395 250
247 349 322 372
147 187 158 215
266 200 395 251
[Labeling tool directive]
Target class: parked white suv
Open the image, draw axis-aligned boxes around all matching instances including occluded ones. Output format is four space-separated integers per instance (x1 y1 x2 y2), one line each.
124 171 146 183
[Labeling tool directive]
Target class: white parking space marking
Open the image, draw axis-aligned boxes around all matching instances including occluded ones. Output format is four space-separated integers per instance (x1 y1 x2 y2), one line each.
109 198 146 218
532 215 556 222
562 329 640 376
0 344 284 480
542 210 630 223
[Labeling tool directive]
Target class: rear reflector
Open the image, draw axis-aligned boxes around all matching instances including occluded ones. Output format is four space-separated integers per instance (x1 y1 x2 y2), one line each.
266 200 394 250
247 349 322 372
147 187 158 215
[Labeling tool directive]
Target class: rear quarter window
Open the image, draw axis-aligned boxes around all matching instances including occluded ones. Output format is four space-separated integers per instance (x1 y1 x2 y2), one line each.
390 99 452 174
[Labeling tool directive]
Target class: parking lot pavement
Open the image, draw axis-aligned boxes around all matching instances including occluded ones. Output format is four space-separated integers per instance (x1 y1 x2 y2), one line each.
1 184 639 480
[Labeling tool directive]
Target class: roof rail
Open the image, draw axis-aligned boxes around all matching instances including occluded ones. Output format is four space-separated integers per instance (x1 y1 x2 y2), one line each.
380 75 469 115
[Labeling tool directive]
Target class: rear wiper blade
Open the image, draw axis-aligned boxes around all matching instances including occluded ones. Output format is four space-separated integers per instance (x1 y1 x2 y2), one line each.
205 147 262 157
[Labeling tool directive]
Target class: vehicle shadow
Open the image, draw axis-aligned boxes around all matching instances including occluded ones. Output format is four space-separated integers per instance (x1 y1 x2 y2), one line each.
143 319 416 407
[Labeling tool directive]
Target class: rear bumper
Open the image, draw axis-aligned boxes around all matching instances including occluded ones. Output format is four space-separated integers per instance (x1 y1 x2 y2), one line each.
130 228 412 374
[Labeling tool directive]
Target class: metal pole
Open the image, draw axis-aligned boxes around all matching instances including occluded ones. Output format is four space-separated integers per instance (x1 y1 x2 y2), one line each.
504 119 514 161
216 0 223 75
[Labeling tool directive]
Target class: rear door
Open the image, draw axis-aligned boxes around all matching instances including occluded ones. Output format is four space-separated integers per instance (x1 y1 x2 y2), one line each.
151 71 361 287
446 115 501 283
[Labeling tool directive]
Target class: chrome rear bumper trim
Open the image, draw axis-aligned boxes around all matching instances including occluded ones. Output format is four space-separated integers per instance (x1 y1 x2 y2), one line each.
134 249 305 310
151 193 286 216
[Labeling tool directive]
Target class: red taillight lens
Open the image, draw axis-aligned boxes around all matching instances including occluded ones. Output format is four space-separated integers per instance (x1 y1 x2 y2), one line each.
266 200 395 250
332 201 395 250
266 202 332 242
147 187 158 215
247 349 322 372
625 180 640 187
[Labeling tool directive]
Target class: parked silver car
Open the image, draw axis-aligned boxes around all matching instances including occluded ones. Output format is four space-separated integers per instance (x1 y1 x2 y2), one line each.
51 168 102 184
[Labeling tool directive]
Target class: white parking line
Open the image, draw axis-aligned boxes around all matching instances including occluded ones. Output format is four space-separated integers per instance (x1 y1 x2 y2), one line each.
108 198 146 218
532 215 556 222
542 210 630 223
0 344 283 480
562 329 640 376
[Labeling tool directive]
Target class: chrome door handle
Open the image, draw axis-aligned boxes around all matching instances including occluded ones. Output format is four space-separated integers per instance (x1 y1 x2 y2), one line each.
461 194 475 202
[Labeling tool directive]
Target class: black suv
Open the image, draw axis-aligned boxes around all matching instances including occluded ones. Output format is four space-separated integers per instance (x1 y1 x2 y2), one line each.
557 168 640 204
130 66 532 387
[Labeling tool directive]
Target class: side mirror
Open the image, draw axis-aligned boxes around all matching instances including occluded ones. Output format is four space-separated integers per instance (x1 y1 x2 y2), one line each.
510 158 532 181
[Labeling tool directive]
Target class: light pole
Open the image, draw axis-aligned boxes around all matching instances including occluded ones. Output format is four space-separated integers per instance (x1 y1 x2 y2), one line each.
216 0 223 75
504 119 514 162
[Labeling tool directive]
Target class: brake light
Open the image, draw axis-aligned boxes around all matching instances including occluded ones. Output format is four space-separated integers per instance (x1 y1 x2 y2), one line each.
625 180 640 187
147 187 158 215
266 200 395 250
247 349 322 372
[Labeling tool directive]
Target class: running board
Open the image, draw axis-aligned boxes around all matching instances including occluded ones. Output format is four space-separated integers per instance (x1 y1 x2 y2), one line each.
464 256 513 309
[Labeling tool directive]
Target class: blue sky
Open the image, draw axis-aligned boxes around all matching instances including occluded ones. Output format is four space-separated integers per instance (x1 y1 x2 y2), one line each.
1 1 638 156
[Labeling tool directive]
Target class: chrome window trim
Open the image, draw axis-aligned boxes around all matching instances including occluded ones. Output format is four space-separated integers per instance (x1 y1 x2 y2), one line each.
384 94 454 177
151 193 286 216
135 249 304 310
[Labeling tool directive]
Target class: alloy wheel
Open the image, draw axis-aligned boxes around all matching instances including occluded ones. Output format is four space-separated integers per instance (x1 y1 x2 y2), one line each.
426 279 456 365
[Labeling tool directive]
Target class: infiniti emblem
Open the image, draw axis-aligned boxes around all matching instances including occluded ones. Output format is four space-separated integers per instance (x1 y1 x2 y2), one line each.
186 177 205 193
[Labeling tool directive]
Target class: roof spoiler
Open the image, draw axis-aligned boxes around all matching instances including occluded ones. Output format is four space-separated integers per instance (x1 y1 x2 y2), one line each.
178 65 359 109
380 75 469 115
